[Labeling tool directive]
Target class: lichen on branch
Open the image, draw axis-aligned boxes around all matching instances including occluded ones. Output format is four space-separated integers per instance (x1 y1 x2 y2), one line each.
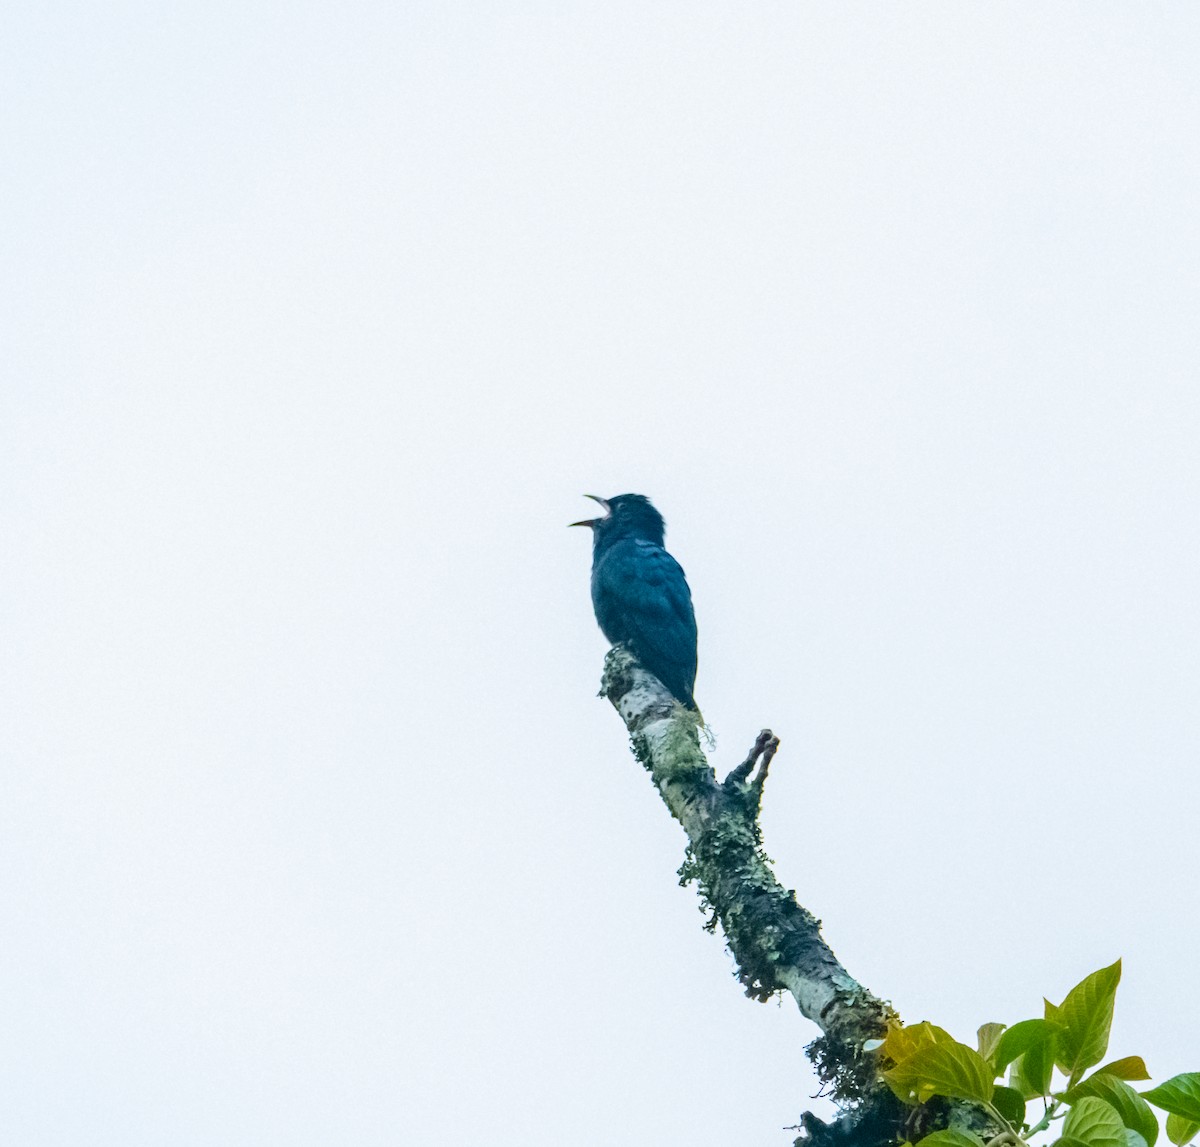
598 647 898 1122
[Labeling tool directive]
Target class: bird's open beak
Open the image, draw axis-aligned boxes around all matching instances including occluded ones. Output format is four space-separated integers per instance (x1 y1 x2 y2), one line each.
568 494 611 528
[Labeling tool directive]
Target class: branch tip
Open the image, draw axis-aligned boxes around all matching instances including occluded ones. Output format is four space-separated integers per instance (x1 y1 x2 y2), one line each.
724 728 780 793
752 730 780 792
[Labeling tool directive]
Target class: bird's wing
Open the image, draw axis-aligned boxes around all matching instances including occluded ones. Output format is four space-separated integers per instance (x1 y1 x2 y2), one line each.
627 539 696 625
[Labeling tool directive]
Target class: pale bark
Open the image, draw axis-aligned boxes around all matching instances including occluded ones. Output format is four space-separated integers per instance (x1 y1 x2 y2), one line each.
598 646 999 1146
599 646 899 1134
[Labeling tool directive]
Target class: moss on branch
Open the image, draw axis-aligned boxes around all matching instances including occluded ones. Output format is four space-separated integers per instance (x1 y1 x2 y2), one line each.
598 646 915 1145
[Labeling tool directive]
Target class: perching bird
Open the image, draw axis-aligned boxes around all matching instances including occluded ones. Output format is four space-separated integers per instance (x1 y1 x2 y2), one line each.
570 493 698 709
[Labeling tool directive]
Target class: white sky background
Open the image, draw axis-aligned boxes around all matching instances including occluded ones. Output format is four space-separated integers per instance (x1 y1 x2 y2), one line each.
3 4 1199 1144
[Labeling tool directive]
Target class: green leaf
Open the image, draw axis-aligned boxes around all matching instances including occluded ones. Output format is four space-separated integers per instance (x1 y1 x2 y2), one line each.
979 1023 1008 1065
882 1023 952 1103
882 1023 958 1102
881 1022 995 1106
1144 1075 1200 1122
909 1042 996 1105
1049 960 1123 1078
918 1131 987 1147
884 1022 956 1066
1065 1074 1159 1147
1018 1034 1059 1098
995 1019 1060 1075
1061 1096 1127 1147
1165 1114 1200 1146
1125 1132 1150 1147
992 1084 1027 1125
1097 1058 1153 1083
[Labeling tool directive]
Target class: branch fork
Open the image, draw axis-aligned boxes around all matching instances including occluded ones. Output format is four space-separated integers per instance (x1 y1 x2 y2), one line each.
594 646 1016 1146
723 727 779 810
599 646 893 1041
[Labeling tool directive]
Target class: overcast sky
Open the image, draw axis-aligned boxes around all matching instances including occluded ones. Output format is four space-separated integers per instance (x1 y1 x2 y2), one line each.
3 5 1199 1145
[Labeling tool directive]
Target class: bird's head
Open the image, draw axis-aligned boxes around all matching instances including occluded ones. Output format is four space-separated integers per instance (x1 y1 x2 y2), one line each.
569 493 666 548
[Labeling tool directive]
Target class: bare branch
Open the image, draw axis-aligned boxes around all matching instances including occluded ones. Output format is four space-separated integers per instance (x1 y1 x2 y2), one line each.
599 648 896 1103
596 646 1002 1147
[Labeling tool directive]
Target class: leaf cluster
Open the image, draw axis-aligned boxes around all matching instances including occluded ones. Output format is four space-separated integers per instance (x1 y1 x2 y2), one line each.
877 961 1200 1147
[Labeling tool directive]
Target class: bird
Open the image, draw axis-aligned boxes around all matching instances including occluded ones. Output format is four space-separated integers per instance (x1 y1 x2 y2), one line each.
570 493 699 709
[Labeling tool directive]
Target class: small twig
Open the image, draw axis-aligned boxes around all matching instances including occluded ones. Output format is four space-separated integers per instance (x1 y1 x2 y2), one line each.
600 646 896 1124
724 728 778 790
749 730 780 797
1024 1098 1063 1139
984 1131 1024 1147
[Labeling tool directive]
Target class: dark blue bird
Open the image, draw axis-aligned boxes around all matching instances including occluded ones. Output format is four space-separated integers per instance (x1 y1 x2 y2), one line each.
571 494 698 709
